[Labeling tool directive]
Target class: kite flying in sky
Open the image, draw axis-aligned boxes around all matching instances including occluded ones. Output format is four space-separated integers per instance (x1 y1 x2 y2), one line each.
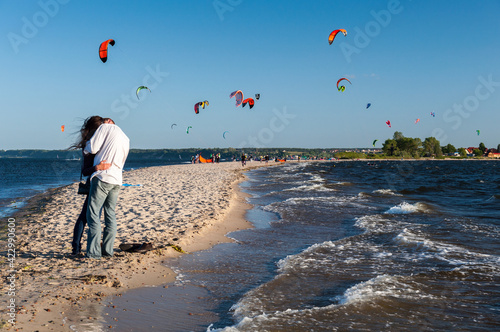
372 139 378 147
194 100 209 114
61 125 65 132
186 126 192 134
328 29 347 45
337 78 351 92
386 120 391 128
136 86 151 100
99 39 115 63
476 130 480 135
430 112 435 117
242 98 255 109
366 103 371 109
223 131 229 139
171 123 177 129
230 90 244 107
415 118 420 124
255 93 260 100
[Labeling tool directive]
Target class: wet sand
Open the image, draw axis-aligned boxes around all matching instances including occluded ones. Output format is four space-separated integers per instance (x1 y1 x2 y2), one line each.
0 161 275 331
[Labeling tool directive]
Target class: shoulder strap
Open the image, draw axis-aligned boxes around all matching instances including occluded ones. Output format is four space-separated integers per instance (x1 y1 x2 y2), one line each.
80 150 84 181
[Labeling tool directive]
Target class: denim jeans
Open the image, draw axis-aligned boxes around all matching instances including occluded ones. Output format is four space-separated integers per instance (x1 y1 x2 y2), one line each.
71 195 89 255
86 177 120 259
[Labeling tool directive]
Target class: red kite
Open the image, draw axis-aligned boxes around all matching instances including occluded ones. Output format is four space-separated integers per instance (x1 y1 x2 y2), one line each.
99 39 115 63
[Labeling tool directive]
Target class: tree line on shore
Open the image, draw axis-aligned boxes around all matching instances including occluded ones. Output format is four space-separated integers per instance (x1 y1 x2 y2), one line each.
1 132 498 160
0 148 335 161
377 131 497 159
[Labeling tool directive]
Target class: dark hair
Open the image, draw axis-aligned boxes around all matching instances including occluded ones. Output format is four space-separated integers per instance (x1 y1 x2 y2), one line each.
69 116 104 150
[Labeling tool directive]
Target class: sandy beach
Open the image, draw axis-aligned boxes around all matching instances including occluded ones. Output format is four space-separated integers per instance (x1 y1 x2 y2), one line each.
0 161 274 331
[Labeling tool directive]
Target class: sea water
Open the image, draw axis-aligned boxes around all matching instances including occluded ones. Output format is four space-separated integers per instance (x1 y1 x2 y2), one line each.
102 160 500 331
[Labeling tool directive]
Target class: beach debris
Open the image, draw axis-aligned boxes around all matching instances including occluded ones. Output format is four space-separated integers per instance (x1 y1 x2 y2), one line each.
194 100 209 114
119 242 153 253
386 120 391 128
70 274 108 284
230 90 244 107
136 86 151 100
167 243 188 254
223 131 229 139
0 319 10 328
337 77 351 92
328 29 347 45
242 98 255 109
99 39 115 63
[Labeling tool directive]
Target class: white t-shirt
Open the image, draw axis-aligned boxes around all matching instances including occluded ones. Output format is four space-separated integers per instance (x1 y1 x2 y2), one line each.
84 124 130 185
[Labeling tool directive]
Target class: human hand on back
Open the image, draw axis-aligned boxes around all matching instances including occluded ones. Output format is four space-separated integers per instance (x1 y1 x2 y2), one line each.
96 160 112 171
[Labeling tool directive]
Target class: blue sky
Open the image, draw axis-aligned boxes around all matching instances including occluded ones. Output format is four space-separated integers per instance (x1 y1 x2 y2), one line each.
1 0 499 150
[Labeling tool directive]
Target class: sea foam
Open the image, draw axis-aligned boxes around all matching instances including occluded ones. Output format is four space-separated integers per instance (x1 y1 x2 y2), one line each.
384 201 429 214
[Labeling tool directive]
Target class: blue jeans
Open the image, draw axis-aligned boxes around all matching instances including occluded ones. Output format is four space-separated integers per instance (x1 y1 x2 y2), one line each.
71 195 89 255
86 177 120 259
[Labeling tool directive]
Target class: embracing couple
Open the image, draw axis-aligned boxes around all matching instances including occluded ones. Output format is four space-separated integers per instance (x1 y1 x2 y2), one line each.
69 116 130 259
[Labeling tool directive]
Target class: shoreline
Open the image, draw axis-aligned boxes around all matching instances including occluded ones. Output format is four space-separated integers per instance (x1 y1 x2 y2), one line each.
0 161 271 331
2 158 495 330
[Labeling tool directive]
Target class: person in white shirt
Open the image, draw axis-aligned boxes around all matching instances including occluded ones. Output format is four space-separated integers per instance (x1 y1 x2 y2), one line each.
84 119 130 259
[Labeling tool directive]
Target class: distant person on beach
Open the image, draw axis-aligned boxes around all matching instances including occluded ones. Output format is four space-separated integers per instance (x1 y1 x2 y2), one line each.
84 118 130 259
241 153 246 166
69 116 111 256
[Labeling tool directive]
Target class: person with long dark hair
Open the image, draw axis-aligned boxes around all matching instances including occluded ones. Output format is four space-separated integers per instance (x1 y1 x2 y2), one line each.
69 116 111 256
